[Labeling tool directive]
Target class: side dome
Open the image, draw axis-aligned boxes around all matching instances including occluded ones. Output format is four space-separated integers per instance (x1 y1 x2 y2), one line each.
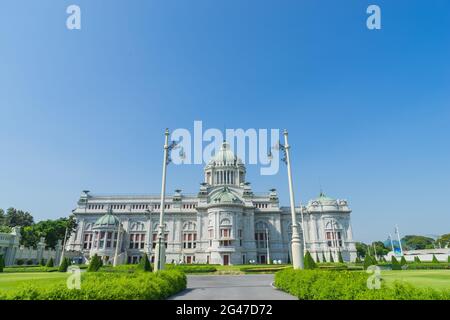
307 192 340 212
94 211 119 228
315 192 338 205
209 187 243 205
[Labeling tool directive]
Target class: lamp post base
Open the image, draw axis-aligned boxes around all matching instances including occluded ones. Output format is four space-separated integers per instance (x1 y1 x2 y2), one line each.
291 228 304 269
153 241 165 272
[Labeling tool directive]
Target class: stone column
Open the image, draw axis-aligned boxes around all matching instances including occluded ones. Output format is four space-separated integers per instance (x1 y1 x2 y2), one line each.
55 240 63 266
36 237 46 263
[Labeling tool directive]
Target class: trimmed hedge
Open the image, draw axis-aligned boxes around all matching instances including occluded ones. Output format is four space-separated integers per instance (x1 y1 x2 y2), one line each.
275 269 450 300
239 266 289 273
167 264 217 273
318 263 348 271
1 270 186 300
406 263 450 270
4 266 59 273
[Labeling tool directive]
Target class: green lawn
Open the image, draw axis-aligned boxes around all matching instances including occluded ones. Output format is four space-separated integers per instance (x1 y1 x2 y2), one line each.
381 270 450 290
0 272 68 292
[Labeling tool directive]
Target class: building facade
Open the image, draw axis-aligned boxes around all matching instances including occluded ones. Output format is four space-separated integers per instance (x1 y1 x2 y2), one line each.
67 142 357 265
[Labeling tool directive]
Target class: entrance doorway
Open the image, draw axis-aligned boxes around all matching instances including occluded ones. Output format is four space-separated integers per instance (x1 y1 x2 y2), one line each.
223 254 230 266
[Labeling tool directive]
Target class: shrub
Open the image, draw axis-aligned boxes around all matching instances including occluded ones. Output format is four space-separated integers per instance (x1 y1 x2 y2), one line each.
391 256 401 270
338 251 344 263
322 252 327 263
16 259 24 266
329 251 334 263
26 259 34 265
355 256 361 264
432 255 439 264
2 270 187 300
274 269 450 300
304 251 317 270
316 253 320 263
363 255 375 270
414 256 421 263
400 256 407 266
0 255 4 273
137 253 151 272
46 257 54 268
58 258 70 272
448 256 450 263
40 258 46 266
87 254 102 272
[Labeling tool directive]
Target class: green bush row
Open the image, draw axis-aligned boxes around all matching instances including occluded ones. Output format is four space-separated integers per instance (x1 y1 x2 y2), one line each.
239 266 289 273
1 270 186 300
166 264 217 273
406 263 450 270
274 269 450 300
4 266 59 273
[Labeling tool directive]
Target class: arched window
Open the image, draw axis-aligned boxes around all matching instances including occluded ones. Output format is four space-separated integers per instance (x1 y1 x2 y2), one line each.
325 220 342 248
255 221 269 249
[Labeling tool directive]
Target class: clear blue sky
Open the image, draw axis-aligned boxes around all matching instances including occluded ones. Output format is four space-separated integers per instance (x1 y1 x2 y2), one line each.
0 1 449 243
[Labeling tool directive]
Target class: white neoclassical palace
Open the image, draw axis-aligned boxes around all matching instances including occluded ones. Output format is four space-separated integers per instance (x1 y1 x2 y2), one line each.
66 142 357 265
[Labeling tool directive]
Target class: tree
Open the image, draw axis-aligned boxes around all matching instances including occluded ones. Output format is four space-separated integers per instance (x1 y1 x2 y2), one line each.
0 209 5 226
40 258 46 266
371 241 390 256
329 251 334 263
448 256 450 263
20 216 78 249
5 208 34 227
355 242 368 258
0 255 4 272
436 233 450 247
338 251 344 263
0 225 11 233
355 256 362 264
391 256 401 270
400 256 407 266
137 253 151 272
87 254 103 272
432 254 439 263
402 235 435 250
46 257 54 268
58 257 70 272
304 251 317 270
414 256 421 263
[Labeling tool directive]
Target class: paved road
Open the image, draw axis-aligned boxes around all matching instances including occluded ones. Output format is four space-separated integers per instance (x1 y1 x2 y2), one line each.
169 274 297 300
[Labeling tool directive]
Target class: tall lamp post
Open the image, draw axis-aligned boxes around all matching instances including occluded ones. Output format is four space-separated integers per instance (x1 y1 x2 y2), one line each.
395 226 403 256
265 228 270 265
145 209 152 259
271 130 304 269
154 129 179 272
113 218 122 267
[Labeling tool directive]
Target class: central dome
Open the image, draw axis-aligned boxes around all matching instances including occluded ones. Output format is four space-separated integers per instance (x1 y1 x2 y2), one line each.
204 141 246 186
94 211 119 229
208 141 243 166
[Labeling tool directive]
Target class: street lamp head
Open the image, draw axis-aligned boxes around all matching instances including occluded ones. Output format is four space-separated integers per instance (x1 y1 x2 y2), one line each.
165 128 170 136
